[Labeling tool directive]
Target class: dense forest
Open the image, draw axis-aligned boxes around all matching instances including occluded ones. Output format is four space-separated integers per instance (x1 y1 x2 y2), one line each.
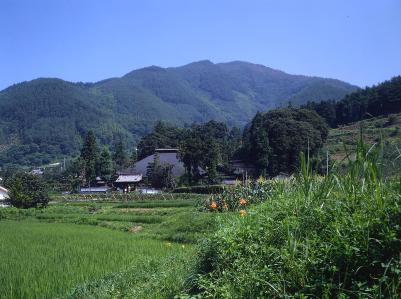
303 76 401 127
0 60 357 168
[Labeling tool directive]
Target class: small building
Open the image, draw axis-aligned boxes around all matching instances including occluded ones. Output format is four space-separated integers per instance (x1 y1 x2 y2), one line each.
0 186 9 200
114 174 143 192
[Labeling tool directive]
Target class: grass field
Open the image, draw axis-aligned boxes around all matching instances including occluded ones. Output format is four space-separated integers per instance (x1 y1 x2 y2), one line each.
0 196 214 299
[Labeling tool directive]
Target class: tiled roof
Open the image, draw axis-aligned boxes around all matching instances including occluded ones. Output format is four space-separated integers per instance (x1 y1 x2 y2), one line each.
115 174 143 183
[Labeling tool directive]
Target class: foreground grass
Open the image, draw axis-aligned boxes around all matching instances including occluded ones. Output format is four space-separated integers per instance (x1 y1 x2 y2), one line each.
0 221 192 299
185 141 401 298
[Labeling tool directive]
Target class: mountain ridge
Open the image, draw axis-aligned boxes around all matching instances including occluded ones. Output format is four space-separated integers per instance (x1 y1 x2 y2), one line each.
0 60 358 167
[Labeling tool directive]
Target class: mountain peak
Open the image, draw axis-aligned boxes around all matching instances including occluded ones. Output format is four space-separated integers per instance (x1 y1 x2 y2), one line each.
0 59 359 166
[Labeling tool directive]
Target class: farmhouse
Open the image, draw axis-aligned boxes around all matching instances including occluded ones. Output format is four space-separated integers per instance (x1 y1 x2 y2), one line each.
133 148 187 178
0 186 9 200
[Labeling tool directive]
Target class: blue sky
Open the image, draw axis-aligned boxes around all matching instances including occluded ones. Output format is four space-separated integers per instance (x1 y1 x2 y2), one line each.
1 0 400 90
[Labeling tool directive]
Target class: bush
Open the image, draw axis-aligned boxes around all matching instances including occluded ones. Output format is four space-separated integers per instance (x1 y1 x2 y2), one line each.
5 172 49 208
173 185 225 194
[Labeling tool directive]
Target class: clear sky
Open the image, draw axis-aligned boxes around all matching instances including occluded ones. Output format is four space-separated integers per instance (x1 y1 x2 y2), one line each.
1 0 400 90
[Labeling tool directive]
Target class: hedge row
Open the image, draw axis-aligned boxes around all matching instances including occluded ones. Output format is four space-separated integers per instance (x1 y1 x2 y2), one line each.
172 185 225 194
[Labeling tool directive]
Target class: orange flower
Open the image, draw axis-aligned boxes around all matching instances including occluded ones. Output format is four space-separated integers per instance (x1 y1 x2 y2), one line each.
239 198 247 205
223 203 229 210
210 201 218 209
239 209 247 216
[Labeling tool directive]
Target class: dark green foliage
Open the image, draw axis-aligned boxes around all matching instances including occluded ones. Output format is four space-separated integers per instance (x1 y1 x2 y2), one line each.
244 108 328 176
146 154 176 189
130 147 138 164
5 172 49 208
304 76 401 127
179 121 240 183
137 122 184 160
98 148 113 182
112 140 128 171
0 61 357 167
80 131 98 185
172 185 225 194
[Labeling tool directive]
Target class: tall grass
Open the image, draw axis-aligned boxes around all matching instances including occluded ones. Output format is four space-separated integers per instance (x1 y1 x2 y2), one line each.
184 136 401 298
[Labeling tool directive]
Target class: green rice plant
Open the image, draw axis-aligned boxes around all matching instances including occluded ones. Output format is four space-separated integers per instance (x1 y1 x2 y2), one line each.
68 251 195 299
0 221 189 299
114 199 198 209
95 214 163 224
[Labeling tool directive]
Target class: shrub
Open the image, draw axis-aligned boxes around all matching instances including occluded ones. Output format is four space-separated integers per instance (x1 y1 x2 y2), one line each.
173 185 225 194
5 172 49 208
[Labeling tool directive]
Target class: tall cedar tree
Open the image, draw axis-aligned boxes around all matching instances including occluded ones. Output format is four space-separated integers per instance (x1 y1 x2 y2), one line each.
80 130 98 185
98 147 113 182
113 141 128 170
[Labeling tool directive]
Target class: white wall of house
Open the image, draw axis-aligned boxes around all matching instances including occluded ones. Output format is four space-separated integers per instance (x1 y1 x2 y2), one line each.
0 187 8 200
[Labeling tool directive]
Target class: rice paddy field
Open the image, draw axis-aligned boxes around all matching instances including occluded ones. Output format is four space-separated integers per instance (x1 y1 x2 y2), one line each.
0 195 214 299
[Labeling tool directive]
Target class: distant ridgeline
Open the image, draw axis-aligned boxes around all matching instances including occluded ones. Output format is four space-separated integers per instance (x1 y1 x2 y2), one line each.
303 76 401 127
0 60 357 167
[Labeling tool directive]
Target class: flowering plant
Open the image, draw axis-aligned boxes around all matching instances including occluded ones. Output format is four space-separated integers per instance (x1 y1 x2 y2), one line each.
205 178 272 212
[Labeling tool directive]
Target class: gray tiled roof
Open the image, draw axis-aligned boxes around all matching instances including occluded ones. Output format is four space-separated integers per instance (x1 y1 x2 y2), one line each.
133 152 186 178
115 174 142 183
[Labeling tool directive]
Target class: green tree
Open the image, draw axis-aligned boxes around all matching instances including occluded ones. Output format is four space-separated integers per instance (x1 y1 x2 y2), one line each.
146 154 175 189
131 147 138 164
80 130 99 186
178 120 241 183
5 172 49 208
98 147 113 182
137 121 184 160
246 108 328 176
113 140 128 170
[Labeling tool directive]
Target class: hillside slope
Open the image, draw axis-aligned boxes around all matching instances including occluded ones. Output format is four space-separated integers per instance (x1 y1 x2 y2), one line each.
326 113 401 163
0 60 357 167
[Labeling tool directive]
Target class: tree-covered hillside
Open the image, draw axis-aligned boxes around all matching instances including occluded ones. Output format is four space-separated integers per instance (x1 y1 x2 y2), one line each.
0 60 357 167
304 76 401 127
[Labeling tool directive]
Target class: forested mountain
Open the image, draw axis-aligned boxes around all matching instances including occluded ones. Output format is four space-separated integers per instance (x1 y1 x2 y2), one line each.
303 76 401 127
0 60 357 167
